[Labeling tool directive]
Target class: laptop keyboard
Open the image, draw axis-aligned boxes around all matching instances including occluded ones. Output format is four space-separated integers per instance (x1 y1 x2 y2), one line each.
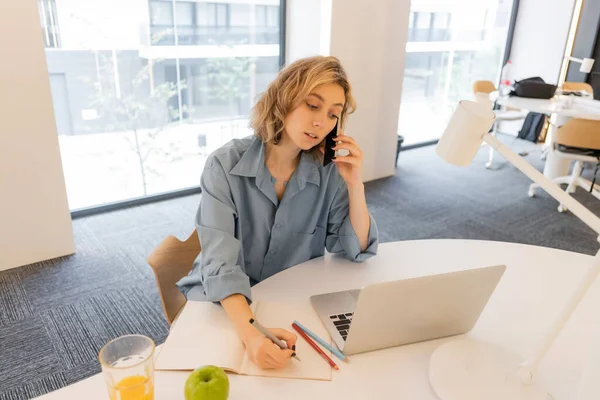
329 313 353 341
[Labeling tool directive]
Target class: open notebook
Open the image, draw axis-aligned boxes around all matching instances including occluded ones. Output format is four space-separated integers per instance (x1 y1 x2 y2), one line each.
154 300 333 381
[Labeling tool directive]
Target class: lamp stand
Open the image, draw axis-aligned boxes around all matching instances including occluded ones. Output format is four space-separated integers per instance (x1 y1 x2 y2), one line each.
429 339 549 400
430 132 600 399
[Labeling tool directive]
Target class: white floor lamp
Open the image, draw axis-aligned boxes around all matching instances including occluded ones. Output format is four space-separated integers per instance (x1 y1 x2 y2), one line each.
429 100 600 400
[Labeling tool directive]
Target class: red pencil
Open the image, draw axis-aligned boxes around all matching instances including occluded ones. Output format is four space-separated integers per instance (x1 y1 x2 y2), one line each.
292 323 339 371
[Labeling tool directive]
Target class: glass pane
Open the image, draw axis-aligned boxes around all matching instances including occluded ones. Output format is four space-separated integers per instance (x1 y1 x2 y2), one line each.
231 4 250 26
415 12 431 27
150 1 173 25
150 1 174 44
196 2 208 26
256 5 266 26
413 12 431 41
175 2 193 26
207 3 216 25
433 13 449 29
176 2 194 44
216 4 228 27
398 0 515 146
267 6 279 27
41 0 282 210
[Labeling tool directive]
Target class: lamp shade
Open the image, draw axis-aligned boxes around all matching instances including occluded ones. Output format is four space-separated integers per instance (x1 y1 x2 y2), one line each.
580 58 594 74
436 100 496 167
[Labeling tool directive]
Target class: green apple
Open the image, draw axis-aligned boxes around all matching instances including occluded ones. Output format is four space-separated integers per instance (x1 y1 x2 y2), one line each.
184 365 229 400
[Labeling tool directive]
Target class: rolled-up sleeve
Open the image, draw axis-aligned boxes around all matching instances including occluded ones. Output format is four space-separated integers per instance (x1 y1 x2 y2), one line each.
176 156 252 302
325 180 379 261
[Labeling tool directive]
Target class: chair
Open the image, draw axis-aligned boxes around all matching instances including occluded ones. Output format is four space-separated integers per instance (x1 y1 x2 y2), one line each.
562 81 594 95
147 230 201 325
473 80 497 95
538 83 593 162
473 80 526 168
528 119 600 212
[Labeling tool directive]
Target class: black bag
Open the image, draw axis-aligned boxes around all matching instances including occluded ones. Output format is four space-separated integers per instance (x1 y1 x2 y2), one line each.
510 77 557 99
518 112 547 143
591 72 600 101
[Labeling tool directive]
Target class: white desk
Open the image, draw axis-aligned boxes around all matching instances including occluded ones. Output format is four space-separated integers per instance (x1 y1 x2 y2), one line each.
496 95 600 178
35 240 600 400
496 96 600 121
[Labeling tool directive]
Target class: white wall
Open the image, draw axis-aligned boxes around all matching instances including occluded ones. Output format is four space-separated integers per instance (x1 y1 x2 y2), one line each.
0 0 75 270
286 0 410 182
509 0 576 84
329 0 409 182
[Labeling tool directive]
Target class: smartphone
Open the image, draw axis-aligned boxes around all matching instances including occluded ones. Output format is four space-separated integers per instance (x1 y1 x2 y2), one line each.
323 119 339 167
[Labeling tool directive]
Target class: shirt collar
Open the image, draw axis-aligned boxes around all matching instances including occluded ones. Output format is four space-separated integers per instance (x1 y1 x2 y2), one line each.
295 151 321 188
230 137 263 178
230 137 321 188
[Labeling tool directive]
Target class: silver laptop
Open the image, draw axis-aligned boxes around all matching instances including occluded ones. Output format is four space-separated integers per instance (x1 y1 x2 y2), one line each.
310 264 506 355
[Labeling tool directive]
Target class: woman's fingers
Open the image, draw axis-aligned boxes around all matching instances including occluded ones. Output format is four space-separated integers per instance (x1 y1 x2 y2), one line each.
269 328 298 350
332 142 362 157
265 343 293 367
253 345 285 369
334 133 356 144
249 328 297 370
333 156 360 166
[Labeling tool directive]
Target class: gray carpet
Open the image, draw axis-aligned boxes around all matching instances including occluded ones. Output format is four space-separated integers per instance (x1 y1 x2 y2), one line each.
2 135 600 399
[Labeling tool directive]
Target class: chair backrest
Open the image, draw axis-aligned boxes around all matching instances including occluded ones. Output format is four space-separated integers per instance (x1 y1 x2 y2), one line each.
473 80 496 95
147 230 201 325
562 82 594 95
555 118 600 150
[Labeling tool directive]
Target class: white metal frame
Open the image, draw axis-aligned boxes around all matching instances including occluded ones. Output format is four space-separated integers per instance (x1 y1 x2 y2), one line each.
484 109 526 168
529 151 600 212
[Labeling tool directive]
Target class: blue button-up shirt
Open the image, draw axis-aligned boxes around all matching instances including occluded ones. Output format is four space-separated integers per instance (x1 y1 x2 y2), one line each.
177 136 379 302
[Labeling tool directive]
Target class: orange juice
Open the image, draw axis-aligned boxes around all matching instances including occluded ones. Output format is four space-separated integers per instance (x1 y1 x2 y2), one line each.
110 375 154 400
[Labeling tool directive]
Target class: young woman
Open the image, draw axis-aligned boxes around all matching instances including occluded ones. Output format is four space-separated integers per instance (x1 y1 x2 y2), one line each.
177 56 378 370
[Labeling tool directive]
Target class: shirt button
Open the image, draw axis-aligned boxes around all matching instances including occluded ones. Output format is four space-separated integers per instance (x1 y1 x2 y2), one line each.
270 250 276 255
275 224 282 228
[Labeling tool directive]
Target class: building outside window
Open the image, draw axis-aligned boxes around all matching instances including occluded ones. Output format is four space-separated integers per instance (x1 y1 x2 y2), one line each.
41 0 283 210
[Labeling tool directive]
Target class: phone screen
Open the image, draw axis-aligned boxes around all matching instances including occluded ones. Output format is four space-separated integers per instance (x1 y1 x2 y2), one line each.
323 120 339 167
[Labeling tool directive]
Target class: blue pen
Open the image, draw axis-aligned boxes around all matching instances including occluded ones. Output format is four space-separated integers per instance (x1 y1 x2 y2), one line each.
293 320 349 362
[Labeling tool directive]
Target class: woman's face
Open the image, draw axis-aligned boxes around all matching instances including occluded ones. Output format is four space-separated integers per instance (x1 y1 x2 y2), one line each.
283 83 345 151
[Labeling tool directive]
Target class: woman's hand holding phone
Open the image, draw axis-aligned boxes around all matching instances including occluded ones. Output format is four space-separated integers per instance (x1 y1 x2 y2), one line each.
330 129 363 187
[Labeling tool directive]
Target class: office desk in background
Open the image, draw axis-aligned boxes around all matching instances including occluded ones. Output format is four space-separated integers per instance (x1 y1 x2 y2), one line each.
35 240 600 400
496 95 600 179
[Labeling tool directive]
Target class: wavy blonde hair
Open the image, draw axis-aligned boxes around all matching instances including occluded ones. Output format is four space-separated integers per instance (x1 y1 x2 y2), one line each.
250 56 356 159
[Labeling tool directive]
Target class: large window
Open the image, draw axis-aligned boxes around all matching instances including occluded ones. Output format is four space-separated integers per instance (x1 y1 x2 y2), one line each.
399 0 515 146
41 0 283 211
